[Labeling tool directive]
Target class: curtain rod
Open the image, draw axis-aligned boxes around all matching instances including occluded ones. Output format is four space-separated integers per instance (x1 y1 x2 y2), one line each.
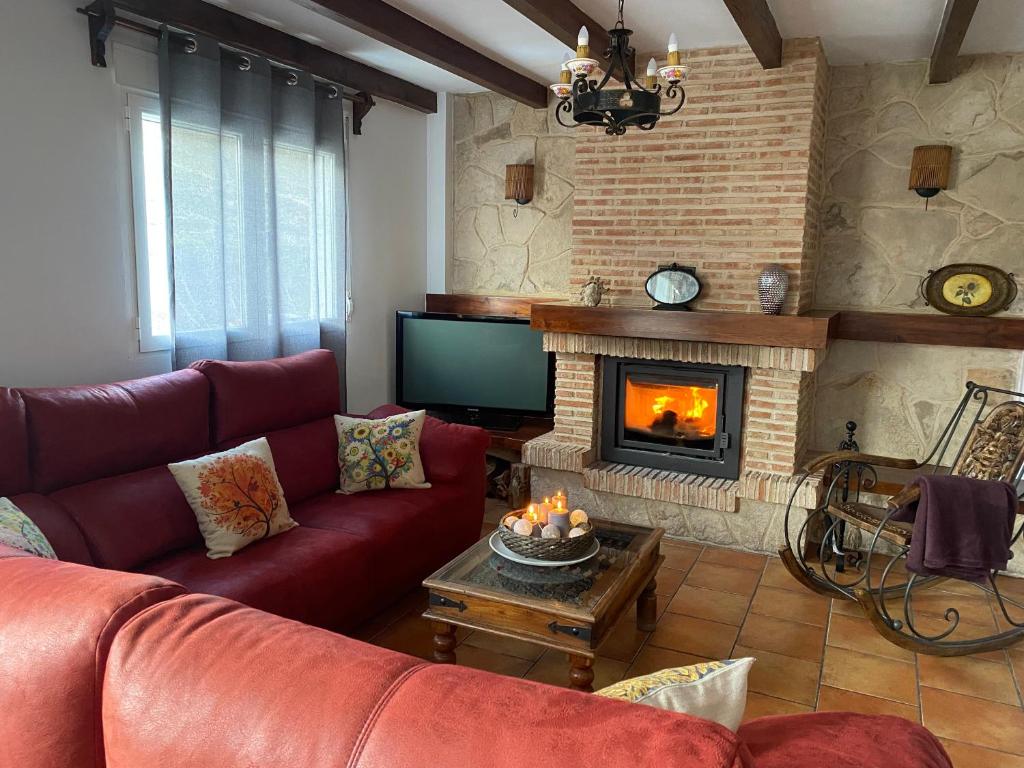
75 6 369 105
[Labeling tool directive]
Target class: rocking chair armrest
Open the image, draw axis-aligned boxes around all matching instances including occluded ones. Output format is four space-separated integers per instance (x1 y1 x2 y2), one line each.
886 484 920 510
801 451 922 475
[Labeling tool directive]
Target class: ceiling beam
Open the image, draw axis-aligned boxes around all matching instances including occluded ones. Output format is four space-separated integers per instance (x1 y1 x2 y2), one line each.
290 0 549 108
500 0 635 81
108 0 437 113
721 0 783 69
930 0 981 84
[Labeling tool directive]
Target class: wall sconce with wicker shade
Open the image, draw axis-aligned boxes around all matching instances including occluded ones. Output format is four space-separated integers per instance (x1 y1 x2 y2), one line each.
505 163 534 217
909 145 952 209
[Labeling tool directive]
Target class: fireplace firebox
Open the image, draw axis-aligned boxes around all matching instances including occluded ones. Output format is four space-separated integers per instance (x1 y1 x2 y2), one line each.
600 358 744 479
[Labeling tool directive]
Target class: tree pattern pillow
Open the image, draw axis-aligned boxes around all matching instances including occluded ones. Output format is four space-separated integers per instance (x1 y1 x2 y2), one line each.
335 411 431 494
169 437 298 559
0 497 57 559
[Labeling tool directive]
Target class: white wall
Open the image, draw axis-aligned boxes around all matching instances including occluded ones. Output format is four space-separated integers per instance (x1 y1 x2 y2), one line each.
0 0 433 413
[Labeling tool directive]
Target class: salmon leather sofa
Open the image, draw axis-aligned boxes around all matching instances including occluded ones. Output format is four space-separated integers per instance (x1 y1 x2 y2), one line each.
0 546 952 768
0 349 489 631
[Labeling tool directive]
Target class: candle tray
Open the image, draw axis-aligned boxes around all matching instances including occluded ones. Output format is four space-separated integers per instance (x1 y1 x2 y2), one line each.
497 515 595 562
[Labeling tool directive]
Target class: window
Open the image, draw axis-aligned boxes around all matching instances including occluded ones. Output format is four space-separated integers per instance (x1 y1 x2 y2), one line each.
126 92 344 354
126 92 172 352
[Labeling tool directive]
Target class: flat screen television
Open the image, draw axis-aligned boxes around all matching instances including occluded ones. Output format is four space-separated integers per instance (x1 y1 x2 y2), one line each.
396 311 554 428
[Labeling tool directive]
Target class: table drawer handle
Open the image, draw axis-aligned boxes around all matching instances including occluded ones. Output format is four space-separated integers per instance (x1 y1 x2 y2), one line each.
430 593 467 612
547 620 591 642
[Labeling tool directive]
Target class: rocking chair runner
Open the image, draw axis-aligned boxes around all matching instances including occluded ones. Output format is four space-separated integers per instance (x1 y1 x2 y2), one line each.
781 381 1024 656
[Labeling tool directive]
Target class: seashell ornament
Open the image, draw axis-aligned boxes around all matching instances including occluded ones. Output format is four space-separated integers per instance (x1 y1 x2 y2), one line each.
570 509 589 527
513 519 534 536
504 515 520 530
541 524 561 539
568 527 587 538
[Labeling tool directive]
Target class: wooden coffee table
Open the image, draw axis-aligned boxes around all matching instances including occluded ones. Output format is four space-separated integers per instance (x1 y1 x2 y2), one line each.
422 519 664 692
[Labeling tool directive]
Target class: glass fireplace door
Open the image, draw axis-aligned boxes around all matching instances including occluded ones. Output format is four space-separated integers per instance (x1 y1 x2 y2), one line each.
622 374 721 454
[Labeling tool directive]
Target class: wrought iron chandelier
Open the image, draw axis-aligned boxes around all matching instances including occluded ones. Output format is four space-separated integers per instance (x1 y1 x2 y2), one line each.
550 0 687 135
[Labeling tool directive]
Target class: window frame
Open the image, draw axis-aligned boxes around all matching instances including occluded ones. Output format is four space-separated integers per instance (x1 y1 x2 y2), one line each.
126 91 173 353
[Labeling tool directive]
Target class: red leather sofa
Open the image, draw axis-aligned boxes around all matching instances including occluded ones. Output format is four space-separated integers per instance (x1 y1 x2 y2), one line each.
0 350 490 631
0 545 952 768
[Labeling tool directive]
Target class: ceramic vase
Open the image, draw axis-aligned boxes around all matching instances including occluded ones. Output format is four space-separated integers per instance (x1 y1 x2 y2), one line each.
757 264 788 315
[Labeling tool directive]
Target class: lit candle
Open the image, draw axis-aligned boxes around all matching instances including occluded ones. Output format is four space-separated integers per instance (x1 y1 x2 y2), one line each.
547 506 571 536
577 25 590 58
645 57 658 89
552 489 568 510
538 497 553 524
667 32 681 66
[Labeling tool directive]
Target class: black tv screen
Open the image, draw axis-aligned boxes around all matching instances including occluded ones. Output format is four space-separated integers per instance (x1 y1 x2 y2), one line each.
397 311 553 415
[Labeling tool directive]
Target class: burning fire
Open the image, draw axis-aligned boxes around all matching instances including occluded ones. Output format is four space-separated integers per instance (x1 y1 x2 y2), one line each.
624 380 718 438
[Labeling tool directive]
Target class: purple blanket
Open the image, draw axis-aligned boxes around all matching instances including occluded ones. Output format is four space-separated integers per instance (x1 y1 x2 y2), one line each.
892 475 1018 583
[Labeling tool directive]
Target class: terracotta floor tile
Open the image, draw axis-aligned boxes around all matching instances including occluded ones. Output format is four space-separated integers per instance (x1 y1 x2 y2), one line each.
749 586 830 627
918 654 1020 706
372 614 468 660
902 591 998 630
821 646 917 705
826 613 914 662
1008 649 1024 690
737 613 825 662
759 558 810 593
667 585 751 627
733 644 820 706
655 567 687 598
699 546 767 572
649 613 739 659
461 631 545 661
685 561 761 597
456 644 534 678
816 686 919 721
663 536 703 552
939 739 1024 768
661 542 701 572
624 645 712 678
598 616 650 664
996 575 1024 602
830 596 867 618
524 650 627 691
921 687 1024 754
742 692 813 721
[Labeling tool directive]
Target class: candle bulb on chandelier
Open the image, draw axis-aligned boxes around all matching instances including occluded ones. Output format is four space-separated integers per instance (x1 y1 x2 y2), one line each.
645 57 658 89
577 25 590 58
667 32 681 66
560 52 572 84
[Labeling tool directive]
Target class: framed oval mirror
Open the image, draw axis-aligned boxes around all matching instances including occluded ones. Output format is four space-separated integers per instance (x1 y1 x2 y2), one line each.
645 264 701 310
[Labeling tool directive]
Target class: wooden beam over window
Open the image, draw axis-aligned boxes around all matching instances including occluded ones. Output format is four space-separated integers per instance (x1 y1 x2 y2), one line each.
109 0 437 113
930 0 981 84
291 0 549 108
500 0 635 81
721 0 783 69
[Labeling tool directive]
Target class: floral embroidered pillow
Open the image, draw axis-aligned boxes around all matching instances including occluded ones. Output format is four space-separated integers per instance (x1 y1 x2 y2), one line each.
335 411 431 494
168 437 298 559
0 497 57 559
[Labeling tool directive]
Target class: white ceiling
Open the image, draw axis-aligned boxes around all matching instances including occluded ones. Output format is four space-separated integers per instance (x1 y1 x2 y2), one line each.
215 0 1024 96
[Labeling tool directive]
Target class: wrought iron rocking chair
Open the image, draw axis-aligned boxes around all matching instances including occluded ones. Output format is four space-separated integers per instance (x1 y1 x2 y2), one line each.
780 381 1024 656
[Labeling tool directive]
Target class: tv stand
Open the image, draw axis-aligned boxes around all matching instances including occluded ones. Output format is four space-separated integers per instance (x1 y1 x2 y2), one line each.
432 410 523 432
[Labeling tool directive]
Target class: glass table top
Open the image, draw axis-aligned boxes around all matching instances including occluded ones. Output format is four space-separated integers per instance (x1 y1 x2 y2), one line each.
425 521 661 618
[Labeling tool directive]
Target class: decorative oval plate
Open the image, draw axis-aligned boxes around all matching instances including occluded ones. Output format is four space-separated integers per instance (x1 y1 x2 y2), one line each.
921 263 1018 316
488 531 600 567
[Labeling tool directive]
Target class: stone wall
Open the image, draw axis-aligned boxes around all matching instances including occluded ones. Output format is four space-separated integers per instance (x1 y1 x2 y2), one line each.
812 54 1024 455
451 93 575 296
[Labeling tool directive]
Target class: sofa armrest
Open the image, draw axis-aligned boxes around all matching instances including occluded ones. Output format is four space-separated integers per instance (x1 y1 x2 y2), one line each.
366 405 491 482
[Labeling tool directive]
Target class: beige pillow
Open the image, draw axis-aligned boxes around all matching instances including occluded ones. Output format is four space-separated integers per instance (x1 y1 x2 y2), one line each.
595 658 754 731
169 438 297 559
0 497 57 559
335 411 431 494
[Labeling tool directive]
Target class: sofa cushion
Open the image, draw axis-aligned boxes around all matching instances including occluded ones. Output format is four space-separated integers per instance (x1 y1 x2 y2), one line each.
336 411 430 493
216 417 339 505
169 438 298 560
291 484 483 597
738 712 951 768
9 493 93 564
20 369 210 492
368 405 490 483
137 526 374 630
50 466 203 571
103 594 424 768
0 388 30 496
0 554 184 768
192 350 340 444
353 664 746 768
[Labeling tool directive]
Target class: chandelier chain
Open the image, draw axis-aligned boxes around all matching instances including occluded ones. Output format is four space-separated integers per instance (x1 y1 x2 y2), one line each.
616 0 625 29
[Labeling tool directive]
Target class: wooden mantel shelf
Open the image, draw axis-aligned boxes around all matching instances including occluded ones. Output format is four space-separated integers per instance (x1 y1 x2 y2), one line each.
529 304 837 350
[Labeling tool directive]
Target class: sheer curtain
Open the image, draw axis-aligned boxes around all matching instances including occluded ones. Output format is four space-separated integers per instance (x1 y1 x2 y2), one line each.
159 31 347 404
